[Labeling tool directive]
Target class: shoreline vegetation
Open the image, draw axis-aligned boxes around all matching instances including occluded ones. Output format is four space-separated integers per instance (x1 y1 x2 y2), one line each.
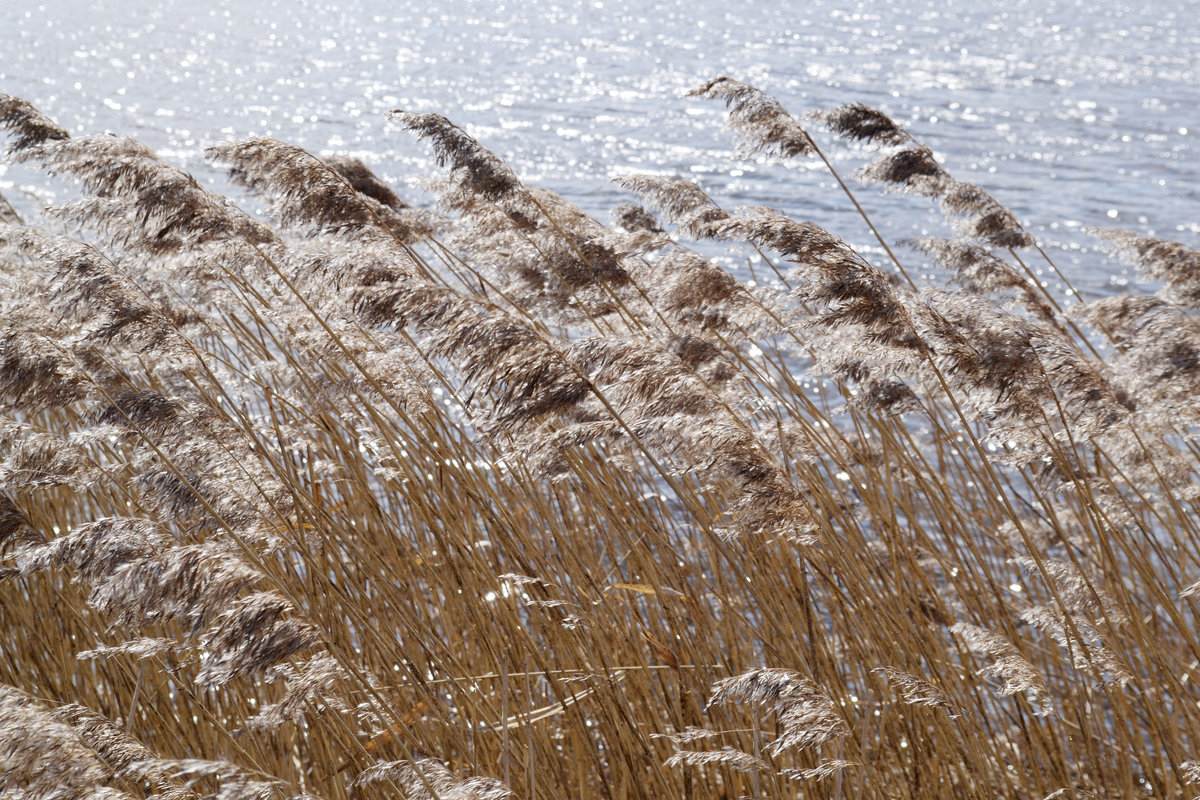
2 78 1200 798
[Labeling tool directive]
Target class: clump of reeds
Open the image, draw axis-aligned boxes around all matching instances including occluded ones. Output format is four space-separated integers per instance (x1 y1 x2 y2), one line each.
2 80 1200 800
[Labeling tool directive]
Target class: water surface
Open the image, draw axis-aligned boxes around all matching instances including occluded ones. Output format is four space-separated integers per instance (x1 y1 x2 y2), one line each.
3 0 1198 296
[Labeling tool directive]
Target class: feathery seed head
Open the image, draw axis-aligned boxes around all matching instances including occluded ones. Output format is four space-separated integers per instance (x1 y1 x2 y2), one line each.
809 102 914 146
689 76 815 159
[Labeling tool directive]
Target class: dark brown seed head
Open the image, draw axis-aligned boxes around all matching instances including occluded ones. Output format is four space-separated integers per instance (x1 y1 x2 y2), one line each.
0 95 70 152
809 102 914 146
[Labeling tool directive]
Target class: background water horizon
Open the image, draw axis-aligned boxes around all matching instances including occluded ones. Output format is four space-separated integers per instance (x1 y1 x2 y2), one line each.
3 0 1198 299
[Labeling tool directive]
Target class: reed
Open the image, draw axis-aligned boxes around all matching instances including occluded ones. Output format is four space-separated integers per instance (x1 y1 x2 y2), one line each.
1 80 1199 800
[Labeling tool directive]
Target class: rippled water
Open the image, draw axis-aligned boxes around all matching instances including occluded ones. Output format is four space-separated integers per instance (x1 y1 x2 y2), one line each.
3 0 1198 295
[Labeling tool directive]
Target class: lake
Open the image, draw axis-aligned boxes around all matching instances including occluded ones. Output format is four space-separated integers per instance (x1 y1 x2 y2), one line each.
3 0 1198 297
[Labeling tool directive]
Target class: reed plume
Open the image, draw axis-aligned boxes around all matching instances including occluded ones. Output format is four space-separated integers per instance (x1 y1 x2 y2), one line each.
1087 227 1200 306
1075 295 1200 408
0 685 115 799
614 174 731 240
7 129 275 254
0 189 21 225
392 112 638 320
808 102 914 147
950 622 1051 712
687 76 815 159
208 138 417 241
609 202 664 235
390 111 524 203
905 237 1061 327
708 668 850 755
354 758 513 800
872 666 962 718
663 747 771 773
324 154 408 210
0 93 70 151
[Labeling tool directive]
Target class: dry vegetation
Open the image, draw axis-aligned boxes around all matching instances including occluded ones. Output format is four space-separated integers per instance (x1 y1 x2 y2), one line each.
2 77 1200 799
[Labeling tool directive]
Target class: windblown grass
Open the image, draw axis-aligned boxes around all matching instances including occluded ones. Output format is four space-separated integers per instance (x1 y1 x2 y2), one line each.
1 80 1199 799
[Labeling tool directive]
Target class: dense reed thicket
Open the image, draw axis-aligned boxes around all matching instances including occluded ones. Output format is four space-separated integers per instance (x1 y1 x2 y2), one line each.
2 78 1200 799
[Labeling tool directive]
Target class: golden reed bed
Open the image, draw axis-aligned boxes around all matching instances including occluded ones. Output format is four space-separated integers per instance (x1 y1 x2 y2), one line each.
2 79 1200 799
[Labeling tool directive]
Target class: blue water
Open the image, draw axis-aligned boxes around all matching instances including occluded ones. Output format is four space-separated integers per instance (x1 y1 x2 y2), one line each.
3 0 1199 297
